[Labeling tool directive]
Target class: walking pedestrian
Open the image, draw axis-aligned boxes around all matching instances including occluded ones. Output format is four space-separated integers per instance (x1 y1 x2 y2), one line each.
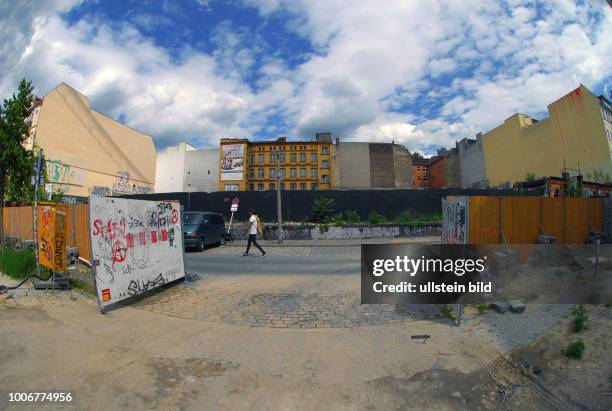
243 208 266 257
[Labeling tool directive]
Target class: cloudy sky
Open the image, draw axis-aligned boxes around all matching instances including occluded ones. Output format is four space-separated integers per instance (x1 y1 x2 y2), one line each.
1 0 611 153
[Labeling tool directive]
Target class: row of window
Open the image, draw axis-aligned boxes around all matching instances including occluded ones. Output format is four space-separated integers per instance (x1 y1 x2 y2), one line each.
249 149 329 165
415 176 429 181
250 167 328 178
415 166 428 172
250 182 322 191
254 146 330 153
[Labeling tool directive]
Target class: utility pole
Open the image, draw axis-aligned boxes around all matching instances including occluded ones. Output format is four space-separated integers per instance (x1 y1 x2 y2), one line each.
32 148 43 277
276 152 283 243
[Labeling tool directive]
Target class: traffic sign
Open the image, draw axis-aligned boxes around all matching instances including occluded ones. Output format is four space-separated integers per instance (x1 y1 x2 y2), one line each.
232 197 239 205
231 204 238 212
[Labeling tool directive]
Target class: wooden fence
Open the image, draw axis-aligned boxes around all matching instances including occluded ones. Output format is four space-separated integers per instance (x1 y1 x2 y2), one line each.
468 196 603 244
2 204 92 260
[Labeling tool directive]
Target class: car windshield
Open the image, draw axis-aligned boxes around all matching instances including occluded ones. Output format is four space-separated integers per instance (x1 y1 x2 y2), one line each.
183 213 206 225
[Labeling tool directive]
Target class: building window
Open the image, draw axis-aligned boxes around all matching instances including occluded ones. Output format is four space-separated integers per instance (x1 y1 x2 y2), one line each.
258 183 264 191
300 153 306 162
311 183 317 190
250 154 255 164
300 183 307 190
321 160 329 168
270 168 276 178
249 168 254 178
417 166 421 172
280 183 285 190
270 152 276 163
279 153 285 163
322 175 329 184
249 184 254 191
258 154 264 163
290 168 297 178
311 168 317 178
300 168 307 177
279 168 286 178
424 176 429 181
311 153 317 162
270 183 276 190
290 183 297 190
258 168 264 178
417 176 422 181
322 146 329 155
290 153 296 162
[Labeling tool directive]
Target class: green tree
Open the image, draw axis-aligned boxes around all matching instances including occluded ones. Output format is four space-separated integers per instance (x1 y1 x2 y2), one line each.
0 79 35 247
311 197 336 223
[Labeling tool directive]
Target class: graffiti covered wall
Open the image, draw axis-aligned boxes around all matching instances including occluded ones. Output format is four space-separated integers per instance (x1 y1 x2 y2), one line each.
442 196 468 244
89 197 185 309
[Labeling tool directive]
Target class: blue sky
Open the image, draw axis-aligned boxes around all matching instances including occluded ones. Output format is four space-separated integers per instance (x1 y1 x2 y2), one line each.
1 0 611 154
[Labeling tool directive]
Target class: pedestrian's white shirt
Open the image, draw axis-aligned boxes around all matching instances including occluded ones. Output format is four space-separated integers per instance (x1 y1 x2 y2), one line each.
249 215 258 235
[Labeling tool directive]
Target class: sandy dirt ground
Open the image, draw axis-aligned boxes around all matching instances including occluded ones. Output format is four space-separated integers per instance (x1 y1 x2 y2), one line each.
0 273 611 410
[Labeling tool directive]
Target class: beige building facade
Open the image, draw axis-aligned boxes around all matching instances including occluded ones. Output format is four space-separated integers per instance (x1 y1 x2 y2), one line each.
480 85 612 186
28 83 156 197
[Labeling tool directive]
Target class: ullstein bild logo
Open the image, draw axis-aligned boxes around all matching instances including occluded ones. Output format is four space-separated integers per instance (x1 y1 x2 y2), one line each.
361 243 612 305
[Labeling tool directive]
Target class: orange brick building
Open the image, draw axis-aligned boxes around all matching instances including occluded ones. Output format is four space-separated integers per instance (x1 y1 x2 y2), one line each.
411 154 430 187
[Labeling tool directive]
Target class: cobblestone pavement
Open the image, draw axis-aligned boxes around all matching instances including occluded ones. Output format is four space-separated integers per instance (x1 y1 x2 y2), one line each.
132 285 444 328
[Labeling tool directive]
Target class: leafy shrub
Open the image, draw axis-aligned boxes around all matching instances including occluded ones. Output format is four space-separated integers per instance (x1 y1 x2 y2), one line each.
319 223 329 233
311 197 336 223
393 210 418 224
0 247 36 279
344 210 361 224
333 213 344 226
476 303 490 315
441 305 456 321
573 304 588 332
368 211 387 224
565 340 585 360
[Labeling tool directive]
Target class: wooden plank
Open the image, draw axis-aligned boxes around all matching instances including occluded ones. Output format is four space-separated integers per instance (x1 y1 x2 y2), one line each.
502 197 540 244
468 196 500 244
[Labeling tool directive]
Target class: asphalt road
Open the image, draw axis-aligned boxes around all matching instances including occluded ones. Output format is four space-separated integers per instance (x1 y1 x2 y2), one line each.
184 249 361 276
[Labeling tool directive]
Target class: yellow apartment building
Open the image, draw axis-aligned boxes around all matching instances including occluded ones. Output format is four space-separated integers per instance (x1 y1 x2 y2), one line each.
481 84 612 186
26 83 157 197
218 133 333 191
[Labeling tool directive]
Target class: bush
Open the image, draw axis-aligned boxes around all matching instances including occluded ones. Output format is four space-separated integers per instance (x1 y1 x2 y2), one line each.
319 223 329 233
393 210 418 224
333 213 344 226
393 211 442 224
0 247 36 279
441 305 456 321
476 303 490 315
368 211 387 224
344 210 361 224
311 197 336 223
573 304 588 332
565 340 586 360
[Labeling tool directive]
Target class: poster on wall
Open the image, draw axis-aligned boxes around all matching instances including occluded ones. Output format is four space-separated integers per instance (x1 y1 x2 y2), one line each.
220 144 244 181
37 202 68 271
89 197 185 311
441 196 469 244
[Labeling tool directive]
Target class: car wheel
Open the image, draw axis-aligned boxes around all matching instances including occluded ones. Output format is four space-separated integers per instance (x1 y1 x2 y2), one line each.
198 238 205 252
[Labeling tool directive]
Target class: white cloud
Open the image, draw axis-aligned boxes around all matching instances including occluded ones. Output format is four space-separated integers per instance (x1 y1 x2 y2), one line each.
1 0 610 155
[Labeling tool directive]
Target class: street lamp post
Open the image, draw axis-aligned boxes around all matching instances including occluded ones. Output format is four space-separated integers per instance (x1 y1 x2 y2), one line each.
276 153 283 243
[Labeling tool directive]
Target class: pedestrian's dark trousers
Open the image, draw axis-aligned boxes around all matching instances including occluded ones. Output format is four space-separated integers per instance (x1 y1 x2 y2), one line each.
246 234 265 255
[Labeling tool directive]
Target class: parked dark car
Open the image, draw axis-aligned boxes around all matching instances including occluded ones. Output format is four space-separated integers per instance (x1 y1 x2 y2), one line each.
182 212 225 251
